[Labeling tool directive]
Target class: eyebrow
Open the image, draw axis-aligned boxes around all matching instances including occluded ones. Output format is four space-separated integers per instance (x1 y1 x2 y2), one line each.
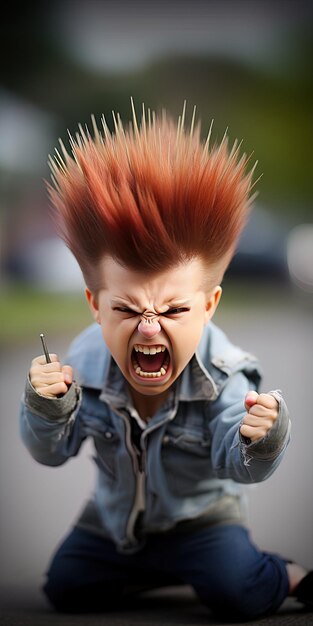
110 297 140 309
110 298 192 310
166 299 192 307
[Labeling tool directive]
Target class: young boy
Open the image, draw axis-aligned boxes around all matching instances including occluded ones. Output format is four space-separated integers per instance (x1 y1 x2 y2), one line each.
20 103 312 620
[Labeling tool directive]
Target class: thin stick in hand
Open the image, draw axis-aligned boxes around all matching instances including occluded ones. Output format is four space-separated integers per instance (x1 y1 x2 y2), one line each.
40 333 51 364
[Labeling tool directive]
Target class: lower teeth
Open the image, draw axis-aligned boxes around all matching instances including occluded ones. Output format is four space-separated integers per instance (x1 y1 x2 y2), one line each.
133 363 168 378
140 371 162 378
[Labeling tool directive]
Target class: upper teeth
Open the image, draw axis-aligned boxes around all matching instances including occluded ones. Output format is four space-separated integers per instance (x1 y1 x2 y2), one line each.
134 345 166 355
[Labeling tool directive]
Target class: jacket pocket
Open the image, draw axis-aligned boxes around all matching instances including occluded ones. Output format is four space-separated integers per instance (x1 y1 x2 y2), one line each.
92 429 119 479
162 426 211 457
160 426 213 497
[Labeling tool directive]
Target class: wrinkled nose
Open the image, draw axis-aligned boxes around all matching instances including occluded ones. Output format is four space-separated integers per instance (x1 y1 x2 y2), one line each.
138 318 161 338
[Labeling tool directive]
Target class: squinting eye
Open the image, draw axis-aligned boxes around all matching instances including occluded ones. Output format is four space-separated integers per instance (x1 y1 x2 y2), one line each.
164 307 190 315
113 307 138 315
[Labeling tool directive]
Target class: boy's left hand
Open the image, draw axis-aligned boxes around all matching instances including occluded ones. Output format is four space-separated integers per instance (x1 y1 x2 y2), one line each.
240 391 279 443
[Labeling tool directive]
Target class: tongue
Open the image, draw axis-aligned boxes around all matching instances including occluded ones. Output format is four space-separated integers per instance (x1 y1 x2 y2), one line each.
136 351 166 372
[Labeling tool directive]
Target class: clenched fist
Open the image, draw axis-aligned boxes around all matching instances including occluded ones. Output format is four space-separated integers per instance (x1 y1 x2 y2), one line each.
30 354 73 399
240 391 279 443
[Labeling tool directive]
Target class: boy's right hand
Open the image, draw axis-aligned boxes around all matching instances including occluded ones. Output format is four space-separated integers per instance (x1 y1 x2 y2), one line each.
30 354 73 398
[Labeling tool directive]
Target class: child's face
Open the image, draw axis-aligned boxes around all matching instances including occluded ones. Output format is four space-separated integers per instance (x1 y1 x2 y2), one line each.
86 257 221 399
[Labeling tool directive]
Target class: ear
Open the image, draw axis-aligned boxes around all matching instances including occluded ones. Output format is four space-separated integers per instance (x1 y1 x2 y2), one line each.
204 286 222 324
85 288 101 324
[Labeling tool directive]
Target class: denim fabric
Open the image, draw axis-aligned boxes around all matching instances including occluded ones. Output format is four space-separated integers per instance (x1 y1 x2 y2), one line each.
43 524 289 621
20 322 291 552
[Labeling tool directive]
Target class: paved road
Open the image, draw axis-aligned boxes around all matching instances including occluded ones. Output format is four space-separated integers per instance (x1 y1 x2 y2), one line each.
1 287 312 599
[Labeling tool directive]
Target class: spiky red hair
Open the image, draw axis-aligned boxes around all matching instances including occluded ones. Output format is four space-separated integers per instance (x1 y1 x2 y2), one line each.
47 101 257 291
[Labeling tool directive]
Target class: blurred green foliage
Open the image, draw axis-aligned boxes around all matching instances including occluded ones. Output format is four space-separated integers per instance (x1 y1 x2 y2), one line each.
0 287 91 345
0 280 294 346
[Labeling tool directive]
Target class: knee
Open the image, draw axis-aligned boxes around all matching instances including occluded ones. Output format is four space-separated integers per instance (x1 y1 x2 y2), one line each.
43 566 122 613
198 591 266 622
43 573 84 613
43 576 122 613
196 570 271 622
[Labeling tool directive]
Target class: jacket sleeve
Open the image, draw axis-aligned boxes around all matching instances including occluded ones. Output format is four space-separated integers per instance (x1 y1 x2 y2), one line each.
20 377 83 466
208 371 291 484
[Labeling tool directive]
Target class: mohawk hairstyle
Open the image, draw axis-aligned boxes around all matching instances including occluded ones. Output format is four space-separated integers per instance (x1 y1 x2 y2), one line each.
47 100 258 292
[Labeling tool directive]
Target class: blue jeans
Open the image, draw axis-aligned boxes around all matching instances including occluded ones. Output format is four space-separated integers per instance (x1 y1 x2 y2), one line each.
43 524 289 621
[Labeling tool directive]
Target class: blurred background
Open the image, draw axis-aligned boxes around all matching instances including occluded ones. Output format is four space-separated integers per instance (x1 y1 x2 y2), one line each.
0 0 312 603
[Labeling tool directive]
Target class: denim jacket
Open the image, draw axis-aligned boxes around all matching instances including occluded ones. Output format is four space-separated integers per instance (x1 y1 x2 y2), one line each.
20 322 290 553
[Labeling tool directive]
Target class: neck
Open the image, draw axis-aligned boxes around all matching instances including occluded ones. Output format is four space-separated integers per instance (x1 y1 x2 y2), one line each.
128 387 170 421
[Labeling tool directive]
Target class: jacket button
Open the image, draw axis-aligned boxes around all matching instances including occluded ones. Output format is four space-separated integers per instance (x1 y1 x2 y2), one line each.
163 435 170 444
105 431 113 439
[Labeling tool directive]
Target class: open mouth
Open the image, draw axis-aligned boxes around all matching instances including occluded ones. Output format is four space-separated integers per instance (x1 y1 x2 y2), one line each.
131 344 170 379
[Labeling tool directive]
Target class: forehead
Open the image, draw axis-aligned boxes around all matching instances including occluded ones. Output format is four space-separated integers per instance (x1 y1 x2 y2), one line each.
98 256 206 302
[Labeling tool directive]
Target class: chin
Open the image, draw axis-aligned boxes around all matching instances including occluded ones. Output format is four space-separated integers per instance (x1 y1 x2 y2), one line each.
131 378 172 395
